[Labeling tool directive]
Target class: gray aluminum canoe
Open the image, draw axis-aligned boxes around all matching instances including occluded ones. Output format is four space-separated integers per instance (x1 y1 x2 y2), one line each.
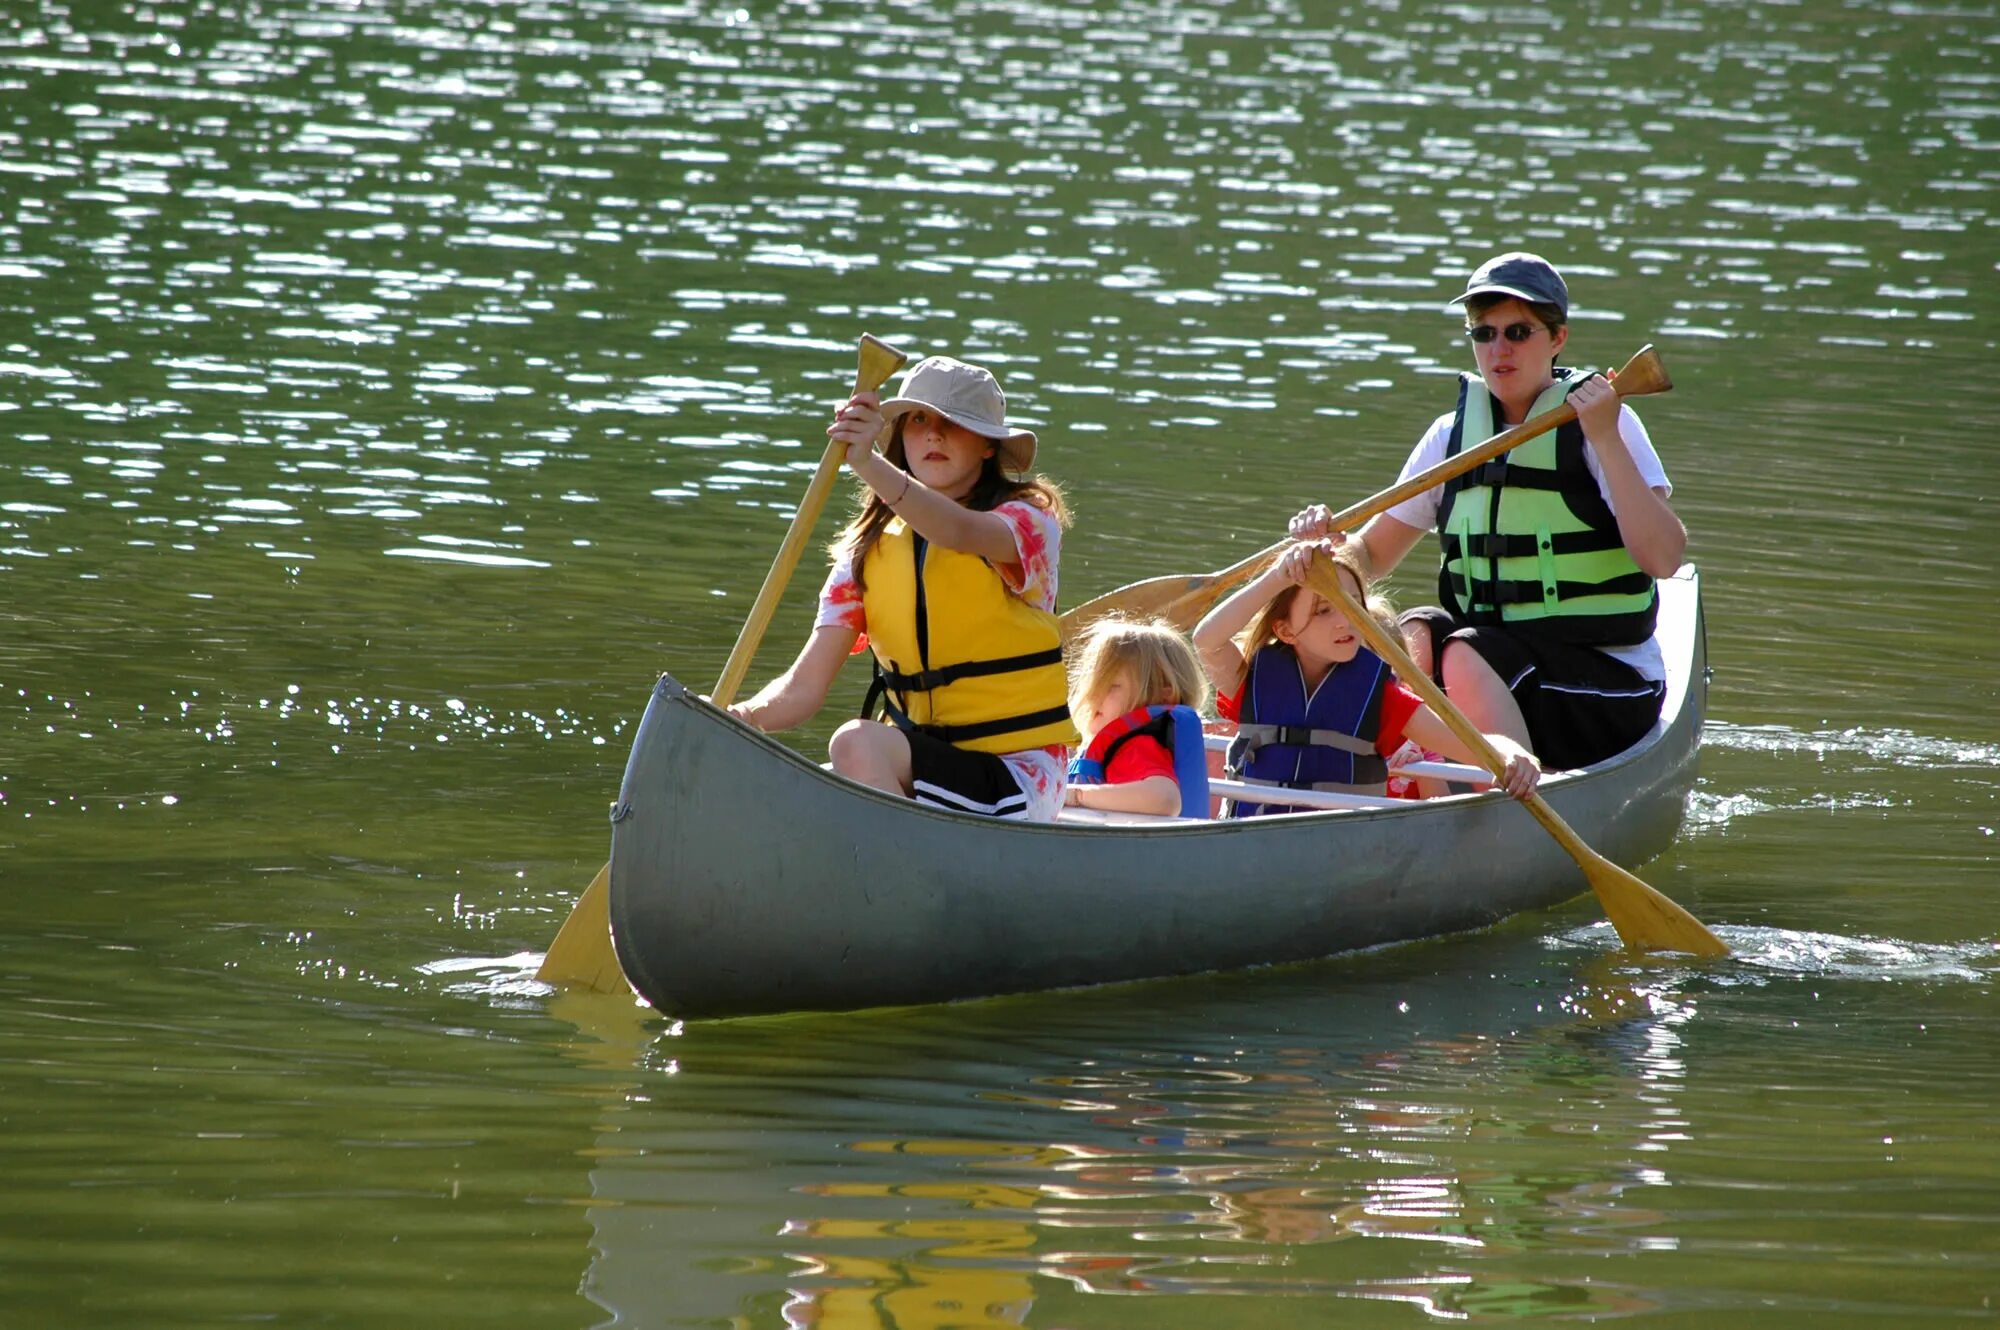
608 567 1707 1019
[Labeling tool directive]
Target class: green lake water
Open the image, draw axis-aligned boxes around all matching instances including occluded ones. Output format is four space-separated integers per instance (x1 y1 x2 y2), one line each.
3 0 1996 1324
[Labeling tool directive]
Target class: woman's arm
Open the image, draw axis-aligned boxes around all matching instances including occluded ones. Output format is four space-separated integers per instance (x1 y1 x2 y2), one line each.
1400 706 1542 800
725 623 859 733
1289 419 1448 581
1570 376 1687 577
1354 512 1427 582
1065 774 1184 817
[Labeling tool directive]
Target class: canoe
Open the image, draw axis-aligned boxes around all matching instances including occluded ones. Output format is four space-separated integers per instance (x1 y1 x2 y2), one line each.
608 566 1708 1019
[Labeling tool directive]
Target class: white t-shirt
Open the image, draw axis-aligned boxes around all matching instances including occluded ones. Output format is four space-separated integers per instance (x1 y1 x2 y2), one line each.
1388 403 1672 682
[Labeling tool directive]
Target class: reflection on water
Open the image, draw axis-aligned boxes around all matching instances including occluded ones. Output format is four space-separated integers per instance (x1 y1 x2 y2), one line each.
4 0 1998 1325
582 947 1698 1323
576 933 2000 1325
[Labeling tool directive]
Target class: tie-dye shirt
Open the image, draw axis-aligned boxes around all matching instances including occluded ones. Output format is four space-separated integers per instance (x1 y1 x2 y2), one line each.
816 500 1066 821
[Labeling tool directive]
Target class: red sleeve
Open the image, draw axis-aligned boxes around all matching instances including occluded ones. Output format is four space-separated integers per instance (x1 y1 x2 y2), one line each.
1103 733 1176 786
1215 679 1245 723
1374 681 1424 755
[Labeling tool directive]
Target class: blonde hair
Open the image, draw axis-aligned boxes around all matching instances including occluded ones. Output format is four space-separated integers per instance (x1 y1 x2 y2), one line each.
1067 615 1210 723
1239 543 1400 659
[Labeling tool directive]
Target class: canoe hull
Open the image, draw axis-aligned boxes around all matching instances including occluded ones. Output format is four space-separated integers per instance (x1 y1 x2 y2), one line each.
610 571 1707 1019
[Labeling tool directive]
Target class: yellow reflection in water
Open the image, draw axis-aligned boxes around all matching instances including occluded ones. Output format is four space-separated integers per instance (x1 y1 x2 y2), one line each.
571 958 1702 1322
776 1187 1037 1329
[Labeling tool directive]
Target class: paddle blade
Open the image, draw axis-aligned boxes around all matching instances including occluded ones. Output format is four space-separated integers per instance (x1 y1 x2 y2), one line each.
1060 572 1214 641
1581 850 1729 957
857 333 910 393
1610 344 1671 398
536 863 632 993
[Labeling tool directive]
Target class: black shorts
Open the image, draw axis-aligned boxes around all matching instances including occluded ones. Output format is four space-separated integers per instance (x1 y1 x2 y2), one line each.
1399 608 1666 772
905 729 1032 819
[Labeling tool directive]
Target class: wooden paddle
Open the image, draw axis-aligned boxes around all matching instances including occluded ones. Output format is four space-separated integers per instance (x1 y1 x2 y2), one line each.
1300 551 1728 958
1059 344 1673 641
536 333 912 993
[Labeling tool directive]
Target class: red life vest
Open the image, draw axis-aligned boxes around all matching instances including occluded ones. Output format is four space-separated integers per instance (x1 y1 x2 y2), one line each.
1067 705 1210 819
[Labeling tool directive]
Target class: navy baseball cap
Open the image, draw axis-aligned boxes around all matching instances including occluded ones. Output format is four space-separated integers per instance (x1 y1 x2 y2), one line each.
1451 252 1569 316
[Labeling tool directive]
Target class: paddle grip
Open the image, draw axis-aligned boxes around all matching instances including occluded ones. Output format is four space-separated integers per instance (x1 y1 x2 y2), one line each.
710 336 909 707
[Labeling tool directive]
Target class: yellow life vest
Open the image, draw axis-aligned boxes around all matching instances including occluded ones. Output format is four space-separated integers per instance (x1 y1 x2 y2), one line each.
859 518 1078 754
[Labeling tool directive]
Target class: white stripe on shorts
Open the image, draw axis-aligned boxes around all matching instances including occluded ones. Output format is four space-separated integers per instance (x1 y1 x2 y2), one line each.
1540 679 1666 701
913 780 1031 820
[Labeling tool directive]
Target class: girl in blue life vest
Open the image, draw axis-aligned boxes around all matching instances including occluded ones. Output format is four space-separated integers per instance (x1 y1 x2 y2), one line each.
1062 616 1212 818
1191 540 1541 817
726 356 1075 822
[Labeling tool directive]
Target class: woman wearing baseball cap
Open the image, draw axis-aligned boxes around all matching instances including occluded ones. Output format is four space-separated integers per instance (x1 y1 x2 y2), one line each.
728 355 1077 821
1291 252 1687 771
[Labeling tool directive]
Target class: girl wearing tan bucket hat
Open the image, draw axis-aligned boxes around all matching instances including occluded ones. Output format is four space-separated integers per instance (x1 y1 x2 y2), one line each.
727 355 1076 822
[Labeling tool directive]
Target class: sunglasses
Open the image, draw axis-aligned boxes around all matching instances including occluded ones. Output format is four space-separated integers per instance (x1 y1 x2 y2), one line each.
1466 321 1544 344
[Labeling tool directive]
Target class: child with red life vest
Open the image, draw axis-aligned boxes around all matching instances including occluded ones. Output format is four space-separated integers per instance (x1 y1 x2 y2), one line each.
1192 540 1541 817
1063 617 1211 818
726 356 1075 822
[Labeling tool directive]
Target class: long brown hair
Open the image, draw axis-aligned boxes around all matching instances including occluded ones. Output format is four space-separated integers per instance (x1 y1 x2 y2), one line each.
831 419 1070 590
1238 544 1399 662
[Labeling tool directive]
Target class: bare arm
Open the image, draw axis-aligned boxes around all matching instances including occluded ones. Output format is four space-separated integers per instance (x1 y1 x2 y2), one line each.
1571 376 1687 578
1401 706 1542 800
1355 511 1427 581
831 394 1021 567
725 622 858 733
845 444 1022 565
1065 775 1184 817
1193 559 1298 698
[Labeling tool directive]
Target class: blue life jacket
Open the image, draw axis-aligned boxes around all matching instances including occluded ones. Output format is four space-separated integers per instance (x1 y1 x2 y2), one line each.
1067 704 1210 819
1226 644 1391 818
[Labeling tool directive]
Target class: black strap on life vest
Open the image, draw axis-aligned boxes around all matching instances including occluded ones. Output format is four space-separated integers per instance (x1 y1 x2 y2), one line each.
1445 568 1656 607
1438 528 1625 562
873 648 1066 695
866 685 1073 746
853 530 1070 745
1097 710 1176 771
1435 373 1640 630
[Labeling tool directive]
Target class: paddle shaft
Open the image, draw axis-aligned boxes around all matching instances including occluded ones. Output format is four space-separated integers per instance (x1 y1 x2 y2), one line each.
1299 553 1727 957
1171 411 1563 611
537 335 908 993
1296 559 1523 792
711 336 908 706
1063 344 1671 637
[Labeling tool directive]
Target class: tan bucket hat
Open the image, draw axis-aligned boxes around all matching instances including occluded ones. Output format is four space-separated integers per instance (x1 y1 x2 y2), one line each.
875 356 1037 473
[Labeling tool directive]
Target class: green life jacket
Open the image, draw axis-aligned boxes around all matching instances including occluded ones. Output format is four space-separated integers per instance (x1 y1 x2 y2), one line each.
1436 370 1658 647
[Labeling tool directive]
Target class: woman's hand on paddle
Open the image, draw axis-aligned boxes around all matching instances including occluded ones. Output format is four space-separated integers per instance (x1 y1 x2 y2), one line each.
1568 372 1622 441
1289 503 1340 543
827 390 884 463
1489 737 1543 800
